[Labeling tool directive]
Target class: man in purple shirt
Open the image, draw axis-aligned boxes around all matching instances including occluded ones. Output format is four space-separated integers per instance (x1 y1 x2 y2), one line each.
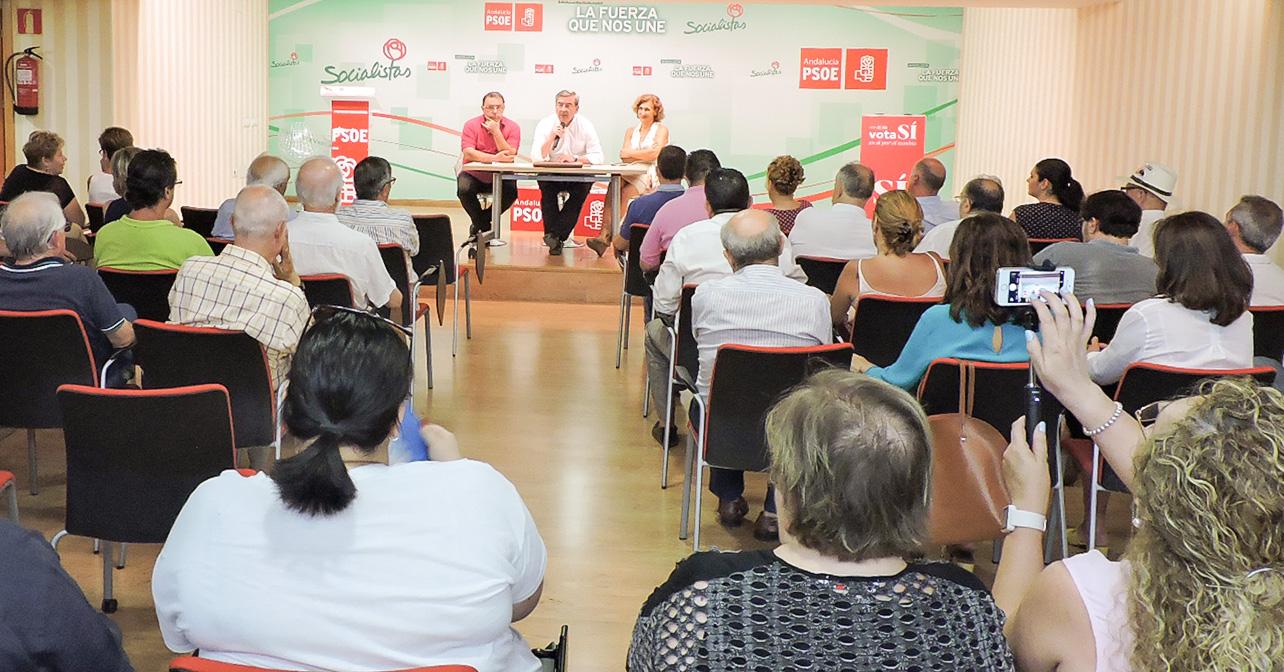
456 91 521 241
639 149 720 271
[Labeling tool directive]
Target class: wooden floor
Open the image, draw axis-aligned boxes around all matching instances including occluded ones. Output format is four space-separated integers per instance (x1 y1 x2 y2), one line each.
0 298 1133 671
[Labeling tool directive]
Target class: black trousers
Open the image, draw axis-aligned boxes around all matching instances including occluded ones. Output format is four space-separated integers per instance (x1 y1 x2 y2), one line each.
456 172 518 234
537 180 593 241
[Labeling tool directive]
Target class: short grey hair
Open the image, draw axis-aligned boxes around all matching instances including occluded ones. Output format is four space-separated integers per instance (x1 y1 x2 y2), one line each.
837 162 875 200
232 185 290 240
1228 195 1284 254
247 153 291 190
555 89 580 105
296 156 343 209
721 213 782 267
1 192 65 260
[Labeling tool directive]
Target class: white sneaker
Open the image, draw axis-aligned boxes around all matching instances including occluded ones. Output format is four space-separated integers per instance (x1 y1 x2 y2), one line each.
562 238 584 248
486 238 508 247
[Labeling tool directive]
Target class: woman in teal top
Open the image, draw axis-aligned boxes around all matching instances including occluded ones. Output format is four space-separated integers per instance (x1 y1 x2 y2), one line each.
855 213 1033 391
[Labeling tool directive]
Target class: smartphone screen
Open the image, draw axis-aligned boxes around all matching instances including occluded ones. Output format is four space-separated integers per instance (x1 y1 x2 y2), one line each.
996 268 1074 306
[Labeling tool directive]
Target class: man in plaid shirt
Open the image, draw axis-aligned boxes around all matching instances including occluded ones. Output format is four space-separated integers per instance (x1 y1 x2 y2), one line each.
169 185 310 392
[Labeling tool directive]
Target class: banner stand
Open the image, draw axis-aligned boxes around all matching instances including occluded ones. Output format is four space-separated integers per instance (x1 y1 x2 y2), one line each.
322 85 377 205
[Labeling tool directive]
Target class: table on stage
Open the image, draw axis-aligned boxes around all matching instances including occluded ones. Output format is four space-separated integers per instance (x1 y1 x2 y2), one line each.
461 162 649 245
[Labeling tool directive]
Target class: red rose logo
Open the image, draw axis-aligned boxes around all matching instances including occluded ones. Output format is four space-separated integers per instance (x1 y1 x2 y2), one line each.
593 58 601 67
290 52 298 60
727 3 744 18
383 38 407 63
771 61 780 69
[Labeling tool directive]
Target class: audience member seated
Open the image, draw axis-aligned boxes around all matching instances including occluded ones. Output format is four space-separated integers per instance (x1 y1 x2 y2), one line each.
153 309 547 671
762 155 812 235
906 157 960 229
692 209 831 540
628 370 1014 671
1034 189 1157 304
830 190 946 327
212 154 295 240
94 149 214 270
787 161 876 260
611 145 687 259
0 518 136 671
287 157 401 312
1012 158 1084 240
169 185 309 391
639 149 720 271
994 294 1284 672
645 168 806 443
1087 212 1253 385
87 126 132 205
336 156 418 256
1122 161 1176 258
0 192 135 386
854 213 1031 391
0 130 87 230
915 175 1005 259
101 147 181 227
1222 195 1284 306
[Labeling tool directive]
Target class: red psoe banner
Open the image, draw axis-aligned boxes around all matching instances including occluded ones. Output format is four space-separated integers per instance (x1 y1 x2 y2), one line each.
860 115 926 217
330 99 370 205
511 187 607 238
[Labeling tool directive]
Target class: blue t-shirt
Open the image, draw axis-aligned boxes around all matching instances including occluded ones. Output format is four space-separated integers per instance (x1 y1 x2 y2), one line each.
866 303 1030 391
620 184 685 241
0 257 127 367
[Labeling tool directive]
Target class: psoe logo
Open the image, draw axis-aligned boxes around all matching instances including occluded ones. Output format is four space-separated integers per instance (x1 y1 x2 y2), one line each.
750 60 781 77
320 39 412 85
426 61 447 72
535 63 555 74
684 2 746 34
799 48 842 89
332 127 369 144
845 48 888 90
485 3 542 31
632 65 653 76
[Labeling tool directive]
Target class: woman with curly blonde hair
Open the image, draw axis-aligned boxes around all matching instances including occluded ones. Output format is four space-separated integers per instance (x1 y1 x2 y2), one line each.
764 155 811 234
993 293 1284 672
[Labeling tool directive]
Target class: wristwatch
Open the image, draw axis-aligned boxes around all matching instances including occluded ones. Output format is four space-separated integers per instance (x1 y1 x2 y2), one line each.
1002 505 1047 534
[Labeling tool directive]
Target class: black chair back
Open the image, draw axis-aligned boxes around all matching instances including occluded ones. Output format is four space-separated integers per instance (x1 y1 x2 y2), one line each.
206 237 231 256
300 274 356 308
1090 303 1131 345
133 320 276 449
703 343 855 472
57 384 235 543
624 224 652 298
98 267 178 323
86 203 106 233
0 310 98 428
1250 306 1284 360
411 215 457 285
795 256 848 295
378 245 414 326
850 295 941 367
917 358 1033 434
1114 363 1277 413
1029 238 1076 255
179 207 219 238
675 285 699 383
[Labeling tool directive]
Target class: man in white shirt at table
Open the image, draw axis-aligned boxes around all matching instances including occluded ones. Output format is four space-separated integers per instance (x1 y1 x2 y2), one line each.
787 162 876 260
531 90 604 256
1223 195 1284 306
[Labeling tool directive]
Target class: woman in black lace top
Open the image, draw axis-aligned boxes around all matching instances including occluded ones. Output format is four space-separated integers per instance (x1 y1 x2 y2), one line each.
627 370 1013 672
1013 158 1085 240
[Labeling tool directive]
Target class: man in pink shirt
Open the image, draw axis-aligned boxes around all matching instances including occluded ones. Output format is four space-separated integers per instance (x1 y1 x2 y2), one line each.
639 149 720 271
457 91 521 241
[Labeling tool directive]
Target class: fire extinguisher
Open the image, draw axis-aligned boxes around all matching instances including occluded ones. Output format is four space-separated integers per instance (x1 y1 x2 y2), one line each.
5 46 42 116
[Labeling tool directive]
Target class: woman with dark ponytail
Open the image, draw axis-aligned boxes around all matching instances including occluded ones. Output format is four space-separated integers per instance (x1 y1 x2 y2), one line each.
830 189 946 326
1013 157 1085 240
153 309 548 672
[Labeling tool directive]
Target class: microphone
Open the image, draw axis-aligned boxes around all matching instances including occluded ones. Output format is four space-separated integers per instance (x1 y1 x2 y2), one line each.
550 121 567 152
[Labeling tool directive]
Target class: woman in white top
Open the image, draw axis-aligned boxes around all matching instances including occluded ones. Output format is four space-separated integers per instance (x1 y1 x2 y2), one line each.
87 126 132 205
993 293 1284 672
153 308 547 672
1086 212 1254 385
830 190 945 326
588 93 669 256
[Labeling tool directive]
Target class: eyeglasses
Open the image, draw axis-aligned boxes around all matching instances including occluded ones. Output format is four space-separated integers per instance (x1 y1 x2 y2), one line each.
311 304 412 337
1121 184 1144 194
1134 400 1171 429
482 104 504 111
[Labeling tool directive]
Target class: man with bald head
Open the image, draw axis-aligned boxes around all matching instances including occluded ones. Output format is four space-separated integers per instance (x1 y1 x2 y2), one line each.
170 185 310 391
906 157 959 229
915 175 1005 259
212 153 296 239
692 207 832 540
286 157 401 312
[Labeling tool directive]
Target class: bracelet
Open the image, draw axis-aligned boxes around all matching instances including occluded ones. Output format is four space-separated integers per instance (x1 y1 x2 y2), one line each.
1083 401 1124 436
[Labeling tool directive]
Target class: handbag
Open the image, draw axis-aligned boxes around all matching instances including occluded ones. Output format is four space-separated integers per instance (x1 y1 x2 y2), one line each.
926 361 1011 546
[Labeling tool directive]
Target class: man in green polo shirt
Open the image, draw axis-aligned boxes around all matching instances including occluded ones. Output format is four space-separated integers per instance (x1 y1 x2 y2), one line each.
94 149 213 270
